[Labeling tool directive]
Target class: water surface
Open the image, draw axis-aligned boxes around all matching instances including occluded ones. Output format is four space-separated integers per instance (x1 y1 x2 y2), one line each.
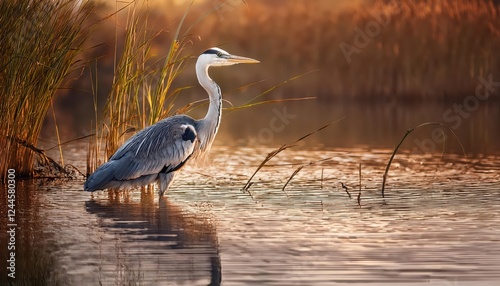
1 146 499 285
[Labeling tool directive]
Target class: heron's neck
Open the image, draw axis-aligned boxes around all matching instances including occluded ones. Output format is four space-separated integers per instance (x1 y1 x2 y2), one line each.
196 63 222 153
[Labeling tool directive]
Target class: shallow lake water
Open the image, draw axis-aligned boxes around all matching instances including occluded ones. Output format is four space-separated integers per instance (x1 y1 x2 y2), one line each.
1 145 500 285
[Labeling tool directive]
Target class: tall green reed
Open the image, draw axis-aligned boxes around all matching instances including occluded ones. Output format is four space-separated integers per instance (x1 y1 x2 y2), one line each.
0 0 91 181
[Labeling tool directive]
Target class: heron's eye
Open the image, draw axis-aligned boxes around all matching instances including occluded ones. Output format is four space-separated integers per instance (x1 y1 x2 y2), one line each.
216 52 223 57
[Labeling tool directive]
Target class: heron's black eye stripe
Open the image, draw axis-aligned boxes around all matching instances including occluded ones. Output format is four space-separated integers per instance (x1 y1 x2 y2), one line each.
202 49 227 58
202 49 221 55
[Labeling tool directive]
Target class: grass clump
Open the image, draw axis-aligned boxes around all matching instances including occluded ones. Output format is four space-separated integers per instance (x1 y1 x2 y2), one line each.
0 0 92 181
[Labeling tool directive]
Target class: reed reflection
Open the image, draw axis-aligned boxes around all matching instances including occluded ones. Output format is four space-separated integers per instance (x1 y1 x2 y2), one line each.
0 181 65 285
85 190 221 286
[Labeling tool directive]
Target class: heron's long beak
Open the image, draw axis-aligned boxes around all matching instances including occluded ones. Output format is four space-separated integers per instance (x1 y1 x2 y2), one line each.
227 54 260 64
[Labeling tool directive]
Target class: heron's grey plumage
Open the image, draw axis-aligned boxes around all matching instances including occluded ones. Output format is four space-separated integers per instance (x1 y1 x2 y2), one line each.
84 116 198 195
84 47 259 196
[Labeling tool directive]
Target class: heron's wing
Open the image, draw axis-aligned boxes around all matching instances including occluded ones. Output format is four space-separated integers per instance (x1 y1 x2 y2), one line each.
109 117 198 181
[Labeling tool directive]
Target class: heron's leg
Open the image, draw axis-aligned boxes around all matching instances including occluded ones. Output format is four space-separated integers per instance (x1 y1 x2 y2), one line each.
158 172 176 197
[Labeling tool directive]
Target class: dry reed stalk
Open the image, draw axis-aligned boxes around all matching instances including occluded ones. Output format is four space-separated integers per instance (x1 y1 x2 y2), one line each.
381 122 468 197
281 158 331 195
341 183 352 199
242 117 344 192
321 167 324 189
357 163 361 206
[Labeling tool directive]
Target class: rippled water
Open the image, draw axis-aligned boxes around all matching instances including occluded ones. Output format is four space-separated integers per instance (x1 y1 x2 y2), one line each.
1 146 500 285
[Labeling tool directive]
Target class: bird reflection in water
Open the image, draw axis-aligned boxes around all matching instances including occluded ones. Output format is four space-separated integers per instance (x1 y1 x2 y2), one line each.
85 189 221 286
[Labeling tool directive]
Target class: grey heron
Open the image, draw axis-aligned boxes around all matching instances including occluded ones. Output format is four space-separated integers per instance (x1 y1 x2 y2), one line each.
84 47 259 196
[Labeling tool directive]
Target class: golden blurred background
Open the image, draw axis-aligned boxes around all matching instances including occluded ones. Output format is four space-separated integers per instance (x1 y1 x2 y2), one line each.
41 0 500 153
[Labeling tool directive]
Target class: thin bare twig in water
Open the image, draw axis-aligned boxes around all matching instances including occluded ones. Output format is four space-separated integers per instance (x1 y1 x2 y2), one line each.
320 167 324 189
65 164 86 178
381 122 468 197
341 182 352 199
357 163 362 207
245 183 255 200
242 144 290 192
282 158 331 195
6 136 67 174
282 166 303 197
242 117 345 193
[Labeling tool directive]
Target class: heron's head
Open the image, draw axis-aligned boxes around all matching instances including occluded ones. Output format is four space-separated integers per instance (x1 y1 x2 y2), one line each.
198 47 259 68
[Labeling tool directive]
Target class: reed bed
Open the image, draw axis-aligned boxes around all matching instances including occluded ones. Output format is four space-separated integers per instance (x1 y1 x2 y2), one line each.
177 0 500 100
0 0 91 181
